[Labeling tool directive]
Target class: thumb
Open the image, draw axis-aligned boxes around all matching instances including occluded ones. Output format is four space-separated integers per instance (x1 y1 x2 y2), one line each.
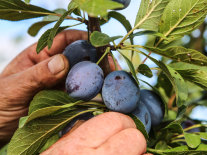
1 54 69 98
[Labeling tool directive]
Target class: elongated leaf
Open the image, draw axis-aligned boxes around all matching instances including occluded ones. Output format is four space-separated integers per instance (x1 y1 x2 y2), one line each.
28 21 54 36
48 11 70 48
36 26 69 53
108 11 134 45
144 46 207 66
74 0 123 17
139 51 188 107
29 90 77 114
135 0 170 31
148 144 207 155
0 144 8 155
39 134 59 153
118 51 139 84
0 0 53 21
129 114 148 139
170 62 207 89
90 31 122 47
7 109 97 155
159 0 207 43
128 30 167 39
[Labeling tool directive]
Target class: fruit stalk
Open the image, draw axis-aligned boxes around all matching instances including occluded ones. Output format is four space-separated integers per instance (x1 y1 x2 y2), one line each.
88 16 111 76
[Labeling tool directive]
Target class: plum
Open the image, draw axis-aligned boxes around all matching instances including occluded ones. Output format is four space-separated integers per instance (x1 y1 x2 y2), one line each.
131 101 151 133
59 113 94 137
112 0 131 9
63 40 97 68
140 89 164 126
66 61 104 101
102 71 140 113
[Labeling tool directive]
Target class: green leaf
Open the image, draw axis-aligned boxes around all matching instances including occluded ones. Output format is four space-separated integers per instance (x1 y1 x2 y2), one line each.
128 30 167 39
184 132 201 149
43 8 67 21
74 0 123 17
0 0 53 21
170 62 207 90
135 0 171 31
39 133 59 153
28 21 54 36
148 144 207 155
19 116 29 128
29 90 77 114
36 26 69 53
137 64 153 78
159 0 207 44
90 31 122 47
24 0 30 4
7 109 97 155
164 122 183 134
144 46 207 66
118 51 139 85
68 0 81 16
0 144 8 155
129 114 148 139
139 51 188 107
108 11 134 45
47 11 70 49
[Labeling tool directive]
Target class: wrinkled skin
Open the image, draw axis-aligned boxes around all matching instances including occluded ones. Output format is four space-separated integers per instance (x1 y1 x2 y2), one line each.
63 40 97 68
66 61 104 101
102 71 140 113
112 0 131 9
140 89 164 126
131 101 151 133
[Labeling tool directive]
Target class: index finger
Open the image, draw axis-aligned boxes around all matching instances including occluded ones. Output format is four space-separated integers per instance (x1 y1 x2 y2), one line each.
1 30 87 76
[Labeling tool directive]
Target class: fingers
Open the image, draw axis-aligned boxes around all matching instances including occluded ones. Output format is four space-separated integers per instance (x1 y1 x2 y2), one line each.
59 112 136 148
1 30 87 77
0 54 69 107
96 128 147 155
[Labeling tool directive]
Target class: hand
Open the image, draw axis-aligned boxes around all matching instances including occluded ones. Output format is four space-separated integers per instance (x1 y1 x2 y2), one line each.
42 112 148 155
0 30 87 144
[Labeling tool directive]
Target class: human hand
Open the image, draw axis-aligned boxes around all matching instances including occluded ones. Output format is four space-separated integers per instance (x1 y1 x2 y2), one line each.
0 30 87 143
42 112 148 155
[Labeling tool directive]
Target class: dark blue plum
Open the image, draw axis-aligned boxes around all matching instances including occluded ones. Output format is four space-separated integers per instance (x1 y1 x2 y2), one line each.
112 0 131 9
102 71 140 113
66 61 104 101
63 40 97 68
59 113 94 137
140 89 164 126
181 120 200 133
131 101 151 133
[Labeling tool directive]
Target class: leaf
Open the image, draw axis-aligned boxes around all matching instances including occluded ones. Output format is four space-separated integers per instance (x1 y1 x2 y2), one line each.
137 64 153 78
36 26 69 53
148 144 207 155
0 0 53 21
144 46 207 66
129 114 149 139
128 30 167 39
0 144 8 155
68 0 81 16
7 109 97 155
24 0 30 4
139 51 188 107
108 11 134 45
118 51 139 85
90 31 122 47
28 21 54 36
43 8 67 21
135 0 171 31
19 116 29 128
159 0 207 43
164 122 183 134
74 0 123 17
47 11 70 49
28 90 77 114
184 132 201 149
170 62 207 90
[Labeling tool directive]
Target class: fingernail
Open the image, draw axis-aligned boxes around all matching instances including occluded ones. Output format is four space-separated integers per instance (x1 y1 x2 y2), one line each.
48 55 65 75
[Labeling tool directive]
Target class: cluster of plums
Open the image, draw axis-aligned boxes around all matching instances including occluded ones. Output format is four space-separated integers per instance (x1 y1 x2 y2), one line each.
59 40 164 136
